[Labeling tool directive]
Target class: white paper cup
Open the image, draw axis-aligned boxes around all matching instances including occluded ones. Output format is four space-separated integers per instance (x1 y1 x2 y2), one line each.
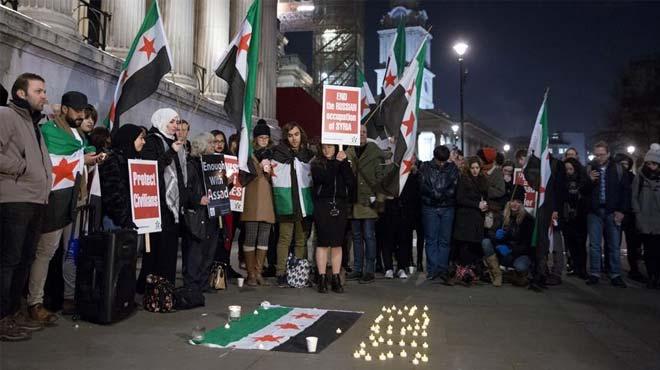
408 266 416 275
237 277 245 287
306 336 318 353
228 305 242 321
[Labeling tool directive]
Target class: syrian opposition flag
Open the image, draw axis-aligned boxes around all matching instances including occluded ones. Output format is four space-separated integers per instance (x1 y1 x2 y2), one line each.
271 159 313 217
381 20 406 97
525 91 551 247
358 68 376 121
193 305 362 353
105 0 173 131
377 38 428 195
215 0 262 173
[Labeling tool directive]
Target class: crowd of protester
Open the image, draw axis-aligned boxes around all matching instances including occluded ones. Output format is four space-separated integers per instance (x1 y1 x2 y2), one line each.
2 72 660 342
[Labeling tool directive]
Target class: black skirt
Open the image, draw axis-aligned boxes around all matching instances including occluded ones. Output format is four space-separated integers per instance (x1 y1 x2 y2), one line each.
314 198 349 246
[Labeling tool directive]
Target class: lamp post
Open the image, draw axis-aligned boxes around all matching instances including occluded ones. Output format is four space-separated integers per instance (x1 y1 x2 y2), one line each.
451 124 459 147
453 42 468 151
627 145 635 155
503 144 511 153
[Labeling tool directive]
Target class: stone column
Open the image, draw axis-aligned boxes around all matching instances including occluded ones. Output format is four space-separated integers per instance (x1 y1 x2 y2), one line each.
160 0 197 90
195 0 230 102
255 0 277 121
19 0 77 37
102 0 146 60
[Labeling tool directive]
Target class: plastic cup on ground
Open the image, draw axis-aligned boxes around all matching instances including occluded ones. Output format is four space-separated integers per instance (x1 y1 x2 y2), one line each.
237 277 244 287
228 305 242 321
306 336 318 353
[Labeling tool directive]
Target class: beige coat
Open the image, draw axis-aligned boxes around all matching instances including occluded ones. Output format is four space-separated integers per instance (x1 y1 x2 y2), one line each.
0 102 52 204
241 156 276 224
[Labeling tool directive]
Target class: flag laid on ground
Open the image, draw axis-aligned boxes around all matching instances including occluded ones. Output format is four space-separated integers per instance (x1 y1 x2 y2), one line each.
215 0 262 173
524 91 551 247
377 38 428 195
270 159 314 217
381 20 407 97
193 305 362 353
105 0 173 132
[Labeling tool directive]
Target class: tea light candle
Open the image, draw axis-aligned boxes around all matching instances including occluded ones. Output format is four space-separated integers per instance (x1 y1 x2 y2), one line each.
386 339 393 346
406 324 413 331
360 341 366 348
353 351 361 358
336 328 342 334
369 334 375 341
423 305 429 311
412 305 418 310
421 354 428 362
386 329 393 335
372 341 379 347
404 305 409 311
386 308 392 314
378 336 384 343
415 352 422 359
410 340 418 348
364 353 372 361
412 358 420 365
399 339 406 347
397 310 403 316
422 331 428 337
414 324 420 330
253 310 259 315
391 305 397 310
422 342 429 349
359 348 366 356
389 316 394 322
382 306 387 312
400 349 407 358
224 323 230 329
401 318 407 323
379 353 386 361
412 331 419 337
415 318 420 324
387 351 394 359
400 329 406 336
258 343 265 350
387 325 393 330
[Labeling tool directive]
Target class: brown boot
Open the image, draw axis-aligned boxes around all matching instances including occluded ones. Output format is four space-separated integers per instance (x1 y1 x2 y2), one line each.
28 304 58 326
485 255 502 287
255 249 270 286
244 250 258 287
511 271 529 287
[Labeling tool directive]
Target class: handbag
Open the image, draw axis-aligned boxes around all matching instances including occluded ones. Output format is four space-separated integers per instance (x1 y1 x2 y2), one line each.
209 262 227 290
143 274 176 313
183 208 208 241
286 254 311 288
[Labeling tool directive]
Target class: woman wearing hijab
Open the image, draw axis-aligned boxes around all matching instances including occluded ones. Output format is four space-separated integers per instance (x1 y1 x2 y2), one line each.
138 108 186 290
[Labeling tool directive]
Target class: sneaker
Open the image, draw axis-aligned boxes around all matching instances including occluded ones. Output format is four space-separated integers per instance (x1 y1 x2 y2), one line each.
397 269 408 279
611 276 627 288
0 317 30 342
346 271 362 281
586 276 599 285
12 311 43 332
276 275 288 288
384 270 394 279
359 273 375 284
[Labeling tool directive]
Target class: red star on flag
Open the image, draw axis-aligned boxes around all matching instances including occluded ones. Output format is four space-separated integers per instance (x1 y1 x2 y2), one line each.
406 83 414 97
276 323 300 330
361 97 369 111
401 111 415 136
138 36 156 60
253 334 284 343
384 70 396 87
238 32 252 55
52 157 80 187
292 313 317 320
269 162 278 178
401 158 414 175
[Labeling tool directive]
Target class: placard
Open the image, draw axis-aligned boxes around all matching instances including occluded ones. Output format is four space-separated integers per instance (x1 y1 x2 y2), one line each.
514 168 538 216
128 159 161 234
223 155 245 212
321 85 361 146
201 154 232 217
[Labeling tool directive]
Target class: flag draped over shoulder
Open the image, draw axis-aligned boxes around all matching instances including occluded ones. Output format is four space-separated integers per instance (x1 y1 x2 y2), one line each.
377 38 428 195
525 91 551 246
106 0 173 131
270 159 313 218
215 0 262 173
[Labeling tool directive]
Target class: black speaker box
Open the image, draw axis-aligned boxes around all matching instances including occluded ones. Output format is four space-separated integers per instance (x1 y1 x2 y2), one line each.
75 229 138 324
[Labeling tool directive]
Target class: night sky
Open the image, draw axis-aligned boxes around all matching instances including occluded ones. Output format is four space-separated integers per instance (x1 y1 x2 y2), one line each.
285 1 660 141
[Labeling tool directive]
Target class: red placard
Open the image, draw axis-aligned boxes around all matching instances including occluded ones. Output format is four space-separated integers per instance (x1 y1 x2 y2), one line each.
321 85 361 146
223 155 245 212
514 168 537 216
128 159 161 234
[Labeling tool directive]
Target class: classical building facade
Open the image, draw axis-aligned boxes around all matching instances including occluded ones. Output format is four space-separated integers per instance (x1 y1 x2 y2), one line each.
0 0 278 134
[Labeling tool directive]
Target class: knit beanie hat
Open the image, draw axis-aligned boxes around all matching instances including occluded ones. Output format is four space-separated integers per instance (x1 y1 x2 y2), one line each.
645 143 660 164
477 147 498 164
253 119 270 138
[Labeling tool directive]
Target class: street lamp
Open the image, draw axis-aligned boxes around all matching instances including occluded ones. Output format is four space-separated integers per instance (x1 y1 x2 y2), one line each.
627 145 635 155
453 41 469 151
503 144 511 153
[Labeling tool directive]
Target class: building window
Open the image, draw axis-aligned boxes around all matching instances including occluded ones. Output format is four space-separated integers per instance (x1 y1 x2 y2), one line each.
417 132 435 162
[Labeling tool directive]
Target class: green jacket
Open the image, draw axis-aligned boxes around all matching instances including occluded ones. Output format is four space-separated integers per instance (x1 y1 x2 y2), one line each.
346 142 387 219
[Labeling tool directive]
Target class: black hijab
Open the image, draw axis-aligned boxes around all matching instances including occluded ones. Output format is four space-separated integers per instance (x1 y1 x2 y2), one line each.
112 124 144 159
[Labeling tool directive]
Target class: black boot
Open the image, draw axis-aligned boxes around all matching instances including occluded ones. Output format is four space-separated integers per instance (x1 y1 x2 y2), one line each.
331 274 344 293
317 274 328 293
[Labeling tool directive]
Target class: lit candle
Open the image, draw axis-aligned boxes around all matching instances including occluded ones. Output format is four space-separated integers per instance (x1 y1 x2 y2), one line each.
387 351 394 359
386 339 393 346
410 340 418 348
414 324 420 331
353 351 361 358
386 329 393 335
399 339 406 347
404 305 409 311
389 316 394 322
407 324 413 331
224 323 230 329
392 305 397 310
386 308 392 314
415 318 420 324
369 334 375 341
422 312 428 319
412 331 419 337
400 350 407 358
423 305 429 311
412 305 418 310
421 354 428 362
336 328 342 334
359 348 366 356
254 310 259 315
400 329 406 336
382 306 387 312
412 358 420 365
402 318 407 323
372 341 379 348
415 352 422 359
364 353 372 362
397 310 403 316
409 311 415 317
360 342 366 348
258 343 265 350
422 342 429 349
379 353 386 361
387 325 393 330
422 331 428 337
378 336 384 343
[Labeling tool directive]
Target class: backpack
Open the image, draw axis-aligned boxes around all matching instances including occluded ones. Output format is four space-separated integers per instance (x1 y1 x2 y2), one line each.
143 274 176 313
286 254 311 288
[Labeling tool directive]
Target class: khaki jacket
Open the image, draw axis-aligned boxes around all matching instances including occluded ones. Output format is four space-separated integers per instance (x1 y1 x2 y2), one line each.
241 156 276 224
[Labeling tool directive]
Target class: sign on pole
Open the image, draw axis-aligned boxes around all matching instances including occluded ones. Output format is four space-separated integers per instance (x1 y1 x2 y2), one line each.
321 85 361 146
514 168 538 216
128 159 161 234
201 154 232 217
224 154 245 212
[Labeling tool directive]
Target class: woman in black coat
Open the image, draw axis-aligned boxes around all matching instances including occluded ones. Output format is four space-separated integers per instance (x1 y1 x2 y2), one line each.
99 124 145 230
453 156 489 272
311 144 354 293
562 157 589 279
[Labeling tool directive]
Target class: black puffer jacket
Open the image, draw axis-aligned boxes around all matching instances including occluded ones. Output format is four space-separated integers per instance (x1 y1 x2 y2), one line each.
419 160 459 208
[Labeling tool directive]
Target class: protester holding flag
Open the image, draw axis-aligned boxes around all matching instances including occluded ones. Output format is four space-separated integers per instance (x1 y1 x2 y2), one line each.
137 108 185 290
453 156 489 283
99 124 146 230
346 125 387 284
183 133 220 293
271 123 314 287
27 91 99 325
311 144 354 293
241 120 276 287
0 73 51 341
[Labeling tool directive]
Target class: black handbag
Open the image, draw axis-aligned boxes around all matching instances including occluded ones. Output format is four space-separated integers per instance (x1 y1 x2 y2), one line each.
183 208 208 241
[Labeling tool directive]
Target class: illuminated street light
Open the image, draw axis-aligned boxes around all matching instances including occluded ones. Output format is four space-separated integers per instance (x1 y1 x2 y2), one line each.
627 145 635 155
453 42 469 57
451 124 459 133
453 41 469 150
588 154 595 161
503 144 511 152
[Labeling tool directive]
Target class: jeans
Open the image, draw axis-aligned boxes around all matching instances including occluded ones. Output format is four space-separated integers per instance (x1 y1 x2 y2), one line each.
352 219 377 274
0 203 45 318
421 206 454 276
482 238 531 272
587 209 622 279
